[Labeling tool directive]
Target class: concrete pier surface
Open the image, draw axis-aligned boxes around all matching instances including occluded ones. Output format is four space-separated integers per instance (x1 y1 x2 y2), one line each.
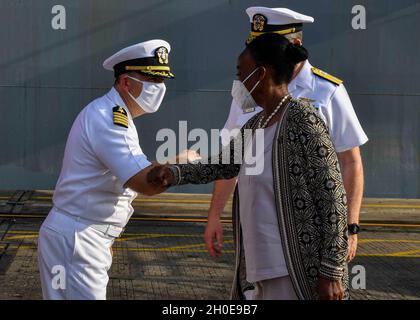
0 191 419 300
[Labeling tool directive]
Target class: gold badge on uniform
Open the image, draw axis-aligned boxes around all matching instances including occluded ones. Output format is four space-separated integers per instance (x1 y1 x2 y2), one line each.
113 106 128 128
252 14 267 32
156 47 169 65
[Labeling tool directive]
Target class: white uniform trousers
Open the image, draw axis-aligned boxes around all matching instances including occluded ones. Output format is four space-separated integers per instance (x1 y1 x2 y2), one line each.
37 208 114 300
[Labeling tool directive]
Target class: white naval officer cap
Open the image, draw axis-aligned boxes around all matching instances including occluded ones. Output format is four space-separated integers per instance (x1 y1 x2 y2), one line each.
103 39 175 79
246 7 314 44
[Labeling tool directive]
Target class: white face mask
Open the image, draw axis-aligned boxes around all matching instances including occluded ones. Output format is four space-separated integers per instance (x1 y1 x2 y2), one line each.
127 76 167 113
231 68 261 114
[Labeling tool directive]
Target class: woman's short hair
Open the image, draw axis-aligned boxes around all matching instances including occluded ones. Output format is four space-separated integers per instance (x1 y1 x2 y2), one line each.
246 33 309 85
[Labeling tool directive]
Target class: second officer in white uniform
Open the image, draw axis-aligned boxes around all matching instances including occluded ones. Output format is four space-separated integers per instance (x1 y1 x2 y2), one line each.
206 7 368 278
38 39 175 300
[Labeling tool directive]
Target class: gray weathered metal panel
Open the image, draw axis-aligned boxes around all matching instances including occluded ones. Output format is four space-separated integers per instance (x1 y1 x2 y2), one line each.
0 0 419 197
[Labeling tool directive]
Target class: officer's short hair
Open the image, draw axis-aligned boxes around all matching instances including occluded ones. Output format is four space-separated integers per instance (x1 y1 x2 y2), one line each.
285 31 303 42
114 71 136 85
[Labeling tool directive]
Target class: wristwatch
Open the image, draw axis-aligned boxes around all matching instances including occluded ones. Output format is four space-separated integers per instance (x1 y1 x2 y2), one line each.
348 224 360 235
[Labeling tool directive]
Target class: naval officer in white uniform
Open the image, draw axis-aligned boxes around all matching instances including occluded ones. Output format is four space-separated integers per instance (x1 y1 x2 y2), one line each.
37 40 176 300
205 7 368 274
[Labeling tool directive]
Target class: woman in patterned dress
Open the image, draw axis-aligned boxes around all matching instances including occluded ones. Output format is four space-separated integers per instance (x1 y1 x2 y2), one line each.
148 33 349 300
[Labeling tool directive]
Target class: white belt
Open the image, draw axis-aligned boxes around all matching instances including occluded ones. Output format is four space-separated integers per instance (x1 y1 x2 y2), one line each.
54 209 125 238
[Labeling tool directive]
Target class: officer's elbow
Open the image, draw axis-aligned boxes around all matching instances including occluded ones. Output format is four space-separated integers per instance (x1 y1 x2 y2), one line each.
125 181 156 196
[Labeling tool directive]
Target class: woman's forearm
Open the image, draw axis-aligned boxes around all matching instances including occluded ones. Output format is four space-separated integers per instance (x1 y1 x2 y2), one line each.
170 163 240 186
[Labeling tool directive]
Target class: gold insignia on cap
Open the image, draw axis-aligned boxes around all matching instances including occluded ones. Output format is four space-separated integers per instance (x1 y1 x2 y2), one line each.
113 106 128 128
252 14 267 32
156 47 169 65
312 68 343 86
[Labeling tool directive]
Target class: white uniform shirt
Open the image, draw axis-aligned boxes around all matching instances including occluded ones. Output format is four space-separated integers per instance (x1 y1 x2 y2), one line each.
221 60 369 153
52 87 152 228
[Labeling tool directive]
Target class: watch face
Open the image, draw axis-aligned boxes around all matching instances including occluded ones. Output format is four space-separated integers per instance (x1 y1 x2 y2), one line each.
349 224 360 234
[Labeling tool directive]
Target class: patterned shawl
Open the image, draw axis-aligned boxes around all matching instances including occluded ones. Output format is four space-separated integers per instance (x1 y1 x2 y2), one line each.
170 98 349 300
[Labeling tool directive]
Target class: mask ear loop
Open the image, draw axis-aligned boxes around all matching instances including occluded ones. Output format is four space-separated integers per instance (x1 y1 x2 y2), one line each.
249 80 261 95
127 76 166 90
243 67 260 83
125 76 142 101
127 76 143 84
243 67 261 95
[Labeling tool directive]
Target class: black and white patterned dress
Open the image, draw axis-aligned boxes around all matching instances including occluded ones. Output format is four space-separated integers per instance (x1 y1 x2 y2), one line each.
169 98 349 300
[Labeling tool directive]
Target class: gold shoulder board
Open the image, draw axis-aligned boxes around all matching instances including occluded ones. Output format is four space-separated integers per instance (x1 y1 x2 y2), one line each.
312 67 343 86
113 106 128 128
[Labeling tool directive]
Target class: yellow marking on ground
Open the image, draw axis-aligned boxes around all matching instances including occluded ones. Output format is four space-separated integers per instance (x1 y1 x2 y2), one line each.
1 213 420 228
3 235 38 240
2 244 420 256
5 231 39 235
122 232 205 237
0 213 231 224
1 211 419 228
2 232 231 246
22 196 49 200
0 244 235 254
134 199 213 204
1 242 420 257
143 240 234 252
130 217 234 223
391 249 420 257
122 247 236 253
2 230 420 245
29 196 214 204
9 236 418 248
358 252 420 258
3 226 420 256
361 223 420 228
2 230 235 241
13 195 420 209
2 231 235 243
132 220 420 228
115 234 185 242
359 239 420 244
135 217 207 222
135 243 207 251
363 204 420 209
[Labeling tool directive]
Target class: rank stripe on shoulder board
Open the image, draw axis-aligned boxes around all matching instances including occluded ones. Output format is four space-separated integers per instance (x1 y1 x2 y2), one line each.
113 114 128 121
113 106 129 128
114 119 128 126
114 120 128 128
311 67 343 86
113 115 128 121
